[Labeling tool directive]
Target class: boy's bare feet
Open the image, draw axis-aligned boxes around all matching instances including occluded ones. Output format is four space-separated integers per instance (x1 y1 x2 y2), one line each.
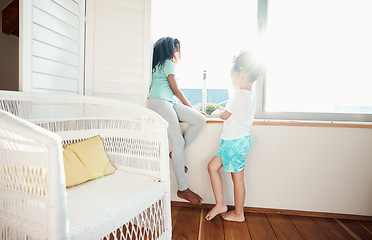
205 204 228 221
177 188 202 205
221 210 245 222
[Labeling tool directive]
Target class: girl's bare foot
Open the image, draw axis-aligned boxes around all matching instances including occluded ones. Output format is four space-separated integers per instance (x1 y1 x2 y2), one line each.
205 204 228 221
221 210 245 222
177 188 202 205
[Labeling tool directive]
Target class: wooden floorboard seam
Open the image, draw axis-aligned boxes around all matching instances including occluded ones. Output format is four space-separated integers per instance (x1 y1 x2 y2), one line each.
198 209 203 240
290 216 305 240
312 218 334 240
172 207 181 228
334 218 362 240
264 213 279 240
359 221 372 235
267 214 305 240
245 221 253 240
222 216 227 240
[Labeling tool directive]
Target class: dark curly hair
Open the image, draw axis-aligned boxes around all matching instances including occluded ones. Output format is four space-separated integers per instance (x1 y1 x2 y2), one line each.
152 37 180 73
232 51 265 82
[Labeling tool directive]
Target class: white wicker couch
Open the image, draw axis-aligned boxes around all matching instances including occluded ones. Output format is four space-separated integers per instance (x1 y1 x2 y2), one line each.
0 91 171 240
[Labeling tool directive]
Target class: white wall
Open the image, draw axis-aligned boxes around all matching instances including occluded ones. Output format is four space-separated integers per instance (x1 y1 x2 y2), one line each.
170 122 372 216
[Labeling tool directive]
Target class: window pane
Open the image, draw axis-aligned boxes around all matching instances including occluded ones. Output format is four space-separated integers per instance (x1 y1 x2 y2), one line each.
152 0 257 104
264 0 372 114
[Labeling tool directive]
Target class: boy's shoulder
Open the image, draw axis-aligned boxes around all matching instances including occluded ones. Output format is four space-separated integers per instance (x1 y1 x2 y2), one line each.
232 91 255 107
234 90 254 98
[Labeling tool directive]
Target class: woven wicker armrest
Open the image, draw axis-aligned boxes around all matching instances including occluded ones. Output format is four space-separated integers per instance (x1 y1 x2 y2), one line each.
0 110 68 239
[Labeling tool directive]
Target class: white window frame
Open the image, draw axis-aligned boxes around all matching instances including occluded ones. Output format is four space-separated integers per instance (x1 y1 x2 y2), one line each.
255 0 372 122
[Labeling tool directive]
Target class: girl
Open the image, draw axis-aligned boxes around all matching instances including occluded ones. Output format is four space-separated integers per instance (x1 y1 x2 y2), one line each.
147 37 206 205
206 51 263 221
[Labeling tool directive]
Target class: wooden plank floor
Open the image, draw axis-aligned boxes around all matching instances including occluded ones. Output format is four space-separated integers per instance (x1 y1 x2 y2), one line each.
171 206 372 240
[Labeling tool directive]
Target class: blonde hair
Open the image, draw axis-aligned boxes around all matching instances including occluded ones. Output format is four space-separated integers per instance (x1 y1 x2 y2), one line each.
232 51 265 82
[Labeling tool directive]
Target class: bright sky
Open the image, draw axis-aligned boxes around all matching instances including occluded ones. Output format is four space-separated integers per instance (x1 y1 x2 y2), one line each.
264 0 372 112
152 0 372 113
151 0 258 90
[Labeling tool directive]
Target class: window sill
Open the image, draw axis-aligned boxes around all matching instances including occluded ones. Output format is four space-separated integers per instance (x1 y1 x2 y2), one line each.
205 116 224 123
253 119 372 129
204 117 372 128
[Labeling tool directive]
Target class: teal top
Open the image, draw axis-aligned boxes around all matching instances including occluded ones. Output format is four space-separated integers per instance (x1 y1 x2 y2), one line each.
148 59 176 102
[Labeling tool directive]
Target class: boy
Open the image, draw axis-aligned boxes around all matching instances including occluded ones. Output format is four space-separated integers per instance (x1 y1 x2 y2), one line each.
206 51 263 222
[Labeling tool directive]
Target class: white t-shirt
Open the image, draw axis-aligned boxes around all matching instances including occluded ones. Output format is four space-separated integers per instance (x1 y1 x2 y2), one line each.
221 90 256 140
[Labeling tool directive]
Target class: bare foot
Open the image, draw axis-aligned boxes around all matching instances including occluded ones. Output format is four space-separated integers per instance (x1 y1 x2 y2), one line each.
221 210 245 222
177 188 203 205
205 204 228 221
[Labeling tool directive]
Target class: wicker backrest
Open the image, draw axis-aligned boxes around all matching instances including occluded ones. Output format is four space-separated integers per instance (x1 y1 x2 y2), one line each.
0 91 168 179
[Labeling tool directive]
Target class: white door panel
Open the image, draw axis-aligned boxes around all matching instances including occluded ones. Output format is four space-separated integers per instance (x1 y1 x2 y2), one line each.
20 0 85 94
85 0 152 105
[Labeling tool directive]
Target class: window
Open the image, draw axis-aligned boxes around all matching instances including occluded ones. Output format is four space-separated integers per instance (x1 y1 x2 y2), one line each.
256 0 372 122
152 0 372 122
152 0 258 108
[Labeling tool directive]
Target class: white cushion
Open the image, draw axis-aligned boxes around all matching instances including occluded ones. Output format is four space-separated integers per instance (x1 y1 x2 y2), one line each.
66 171 167 239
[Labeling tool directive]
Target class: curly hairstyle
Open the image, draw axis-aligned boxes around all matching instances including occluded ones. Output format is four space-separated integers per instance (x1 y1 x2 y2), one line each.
232 51 265 82
152 37 180 73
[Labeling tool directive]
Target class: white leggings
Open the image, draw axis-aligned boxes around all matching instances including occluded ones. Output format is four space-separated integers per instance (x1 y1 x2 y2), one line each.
147 98 206 191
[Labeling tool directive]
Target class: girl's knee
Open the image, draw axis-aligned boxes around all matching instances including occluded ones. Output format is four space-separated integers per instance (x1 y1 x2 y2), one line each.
194 117 206 133
199 115 207 126
192 114 206 127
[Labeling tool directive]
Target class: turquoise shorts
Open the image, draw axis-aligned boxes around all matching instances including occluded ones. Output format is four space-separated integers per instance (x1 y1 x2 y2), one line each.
215 135 252 173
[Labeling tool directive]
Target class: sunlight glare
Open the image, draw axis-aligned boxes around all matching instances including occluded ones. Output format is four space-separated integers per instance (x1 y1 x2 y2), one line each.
264 0 372 113
152 0 258 89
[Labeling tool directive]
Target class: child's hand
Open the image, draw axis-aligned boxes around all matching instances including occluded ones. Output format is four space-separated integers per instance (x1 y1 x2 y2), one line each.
211 109 221 117
211 108 231 120
199 111 207 116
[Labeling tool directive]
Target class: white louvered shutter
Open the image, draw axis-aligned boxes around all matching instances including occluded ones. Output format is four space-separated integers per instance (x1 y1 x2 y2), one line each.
85 0 152 105
19 0 85 94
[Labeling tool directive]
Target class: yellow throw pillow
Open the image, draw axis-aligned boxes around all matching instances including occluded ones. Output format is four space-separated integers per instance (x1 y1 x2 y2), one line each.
63 135 116 187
